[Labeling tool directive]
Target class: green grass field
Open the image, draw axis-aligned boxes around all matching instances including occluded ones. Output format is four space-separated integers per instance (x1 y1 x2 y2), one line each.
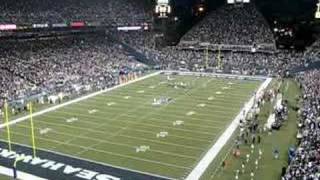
201 79 300 180
0 74 261 179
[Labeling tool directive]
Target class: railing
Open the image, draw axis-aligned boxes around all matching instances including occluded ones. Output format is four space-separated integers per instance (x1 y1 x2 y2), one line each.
290 60 320 74
178 41 276 53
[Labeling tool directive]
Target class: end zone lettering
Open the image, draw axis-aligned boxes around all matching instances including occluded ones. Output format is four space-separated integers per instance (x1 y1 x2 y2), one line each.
0 148 120 180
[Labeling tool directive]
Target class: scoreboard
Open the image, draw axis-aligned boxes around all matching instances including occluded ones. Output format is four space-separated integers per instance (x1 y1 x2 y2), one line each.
157 0 169 4
316 1 320 19
227 0 250 4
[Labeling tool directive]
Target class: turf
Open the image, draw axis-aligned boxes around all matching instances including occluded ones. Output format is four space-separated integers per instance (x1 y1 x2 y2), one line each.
202 79 300 180
0 74 261 179
0 175 11 180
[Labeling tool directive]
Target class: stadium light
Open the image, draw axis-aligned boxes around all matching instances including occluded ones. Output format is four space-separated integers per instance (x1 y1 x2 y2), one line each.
316 0 320 19
155 0 171 18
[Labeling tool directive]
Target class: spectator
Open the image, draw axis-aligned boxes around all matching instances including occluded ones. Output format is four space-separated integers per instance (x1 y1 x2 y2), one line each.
284 70 320 180
0 34 147 107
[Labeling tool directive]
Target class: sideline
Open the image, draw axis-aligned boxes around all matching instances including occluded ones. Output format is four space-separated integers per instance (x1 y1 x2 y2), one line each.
266 93 283 129
186 77 272 180
0 71 161 129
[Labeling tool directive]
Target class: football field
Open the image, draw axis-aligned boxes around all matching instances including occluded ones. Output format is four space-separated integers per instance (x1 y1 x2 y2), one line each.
0 73 262 179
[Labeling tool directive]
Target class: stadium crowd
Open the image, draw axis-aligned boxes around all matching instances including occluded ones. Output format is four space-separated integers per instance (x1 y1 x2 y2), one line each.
0 0 150 25
283 70 320 180
304 38 320 63
116 30 307 77
0 35 146 107
180 4 274 46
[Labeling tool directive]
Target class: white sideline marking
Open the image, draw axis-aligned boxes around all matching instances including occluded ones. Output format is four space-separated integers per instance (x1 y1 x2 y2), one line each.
208 96 215 101
0 165 46 180
186 77 272 180
137 90 145 93
0 71 161 129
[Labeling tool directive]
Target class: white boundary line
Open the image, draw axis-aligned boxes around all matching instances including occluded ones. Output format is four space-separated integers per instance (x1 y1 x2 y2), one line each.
185 77 272 180
0 165 47 180
0 71 161 129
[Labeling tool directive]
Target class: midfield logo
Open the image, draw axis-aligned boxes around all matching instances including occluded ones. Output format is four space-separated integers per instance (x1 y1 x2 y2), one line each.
0 147 120 180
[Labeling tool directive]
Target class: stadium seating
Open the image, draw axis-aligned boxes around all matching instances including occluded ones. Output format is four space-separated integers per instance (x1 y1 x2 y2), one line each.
0 35 146 106
180 4 275 46
0 0 151 25
284 70 320 179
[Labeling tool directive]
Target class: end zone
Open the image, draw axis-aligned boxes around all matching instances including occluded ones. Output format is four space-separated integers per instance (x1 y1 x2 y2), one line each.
0 141 172 180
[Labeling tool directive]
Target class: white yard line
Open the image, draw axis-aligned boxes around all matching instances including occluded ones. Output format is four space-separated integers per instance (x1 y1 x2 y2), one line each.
146 116 227 126
12 125 197 161
92 90 251 101
145 114 233 123
50 80 166 150
69 87 249 105
13 119 203 151
75 126 129 156
0 71 161 129
185 77 272 180
9 131 191 171
64 101 241 114
58 104 237 122
40 113 222 136
44 112 224 131
38 114 213 143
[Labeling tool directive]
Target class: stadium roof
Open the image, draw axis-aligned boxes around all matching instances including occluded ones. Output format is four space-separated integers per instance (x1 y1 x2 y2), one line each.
173 0 318 22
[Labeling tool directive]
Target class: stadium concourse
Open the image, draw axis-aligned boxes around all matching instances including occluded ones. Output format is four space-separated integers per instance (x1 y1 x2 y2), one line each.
0 0 319 180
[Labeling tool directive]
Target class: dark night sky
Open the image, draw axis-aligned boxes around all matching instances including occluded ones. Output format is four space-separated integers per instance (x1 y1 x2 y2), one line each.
174 0 194 6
